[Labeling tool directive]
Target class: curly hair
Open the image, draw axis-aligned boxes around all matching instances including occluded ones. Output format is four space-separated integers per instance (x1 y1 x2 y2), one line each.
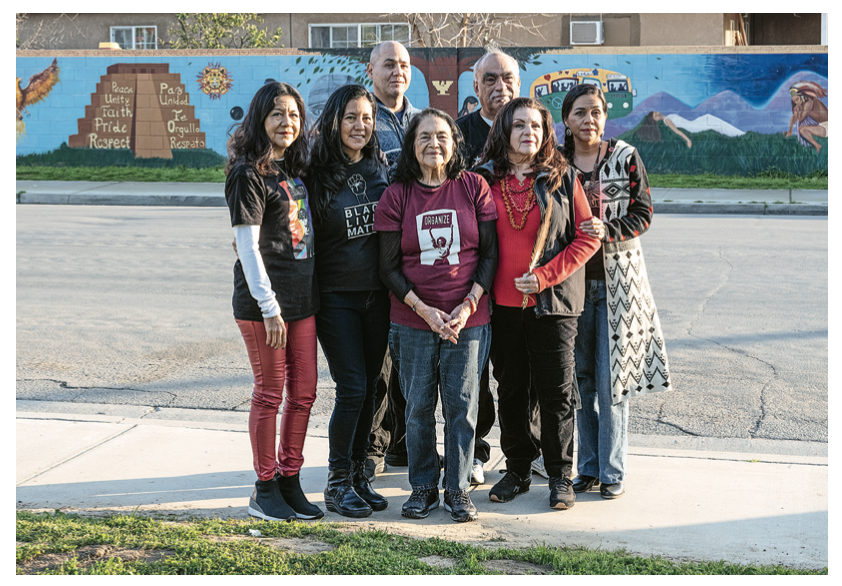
308 84 380 223
479 97 566 194
560 84 607 165
225 82 308 178
392 108 467 186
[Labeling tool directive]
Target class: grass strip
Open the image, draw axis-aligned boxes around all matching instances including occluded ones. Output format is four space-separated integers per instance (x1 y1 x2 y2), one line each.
16 511 826 576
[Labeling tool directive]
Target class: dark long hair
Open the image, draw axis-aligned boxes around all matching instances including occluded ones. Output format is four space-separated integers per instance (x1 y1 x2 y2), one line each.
636 111 661 142
560 84 608 165
479 97 566 194
226 82 308 178
308 84 379 223
393 108 467 186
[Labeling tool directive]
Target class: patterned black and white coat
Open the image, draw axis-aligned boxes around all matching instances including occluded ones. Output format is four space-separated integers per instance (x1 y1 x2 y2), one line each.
586 138 673 405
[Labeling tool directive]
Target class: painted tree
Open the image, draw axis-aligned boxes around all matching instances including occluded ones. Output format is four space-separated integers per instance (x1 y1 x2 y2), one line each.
393 13 550 47
167 13 283 49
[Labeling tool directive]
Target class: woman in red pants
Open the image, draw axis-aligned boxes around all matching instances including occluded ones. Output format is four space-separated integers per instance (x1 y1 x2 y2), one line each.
225 82 322 521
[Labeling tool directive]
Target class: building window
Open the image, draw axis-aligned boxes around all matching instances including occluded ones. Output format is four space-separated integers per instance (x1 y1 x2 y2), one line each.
110 26 157 50
309 23 410 49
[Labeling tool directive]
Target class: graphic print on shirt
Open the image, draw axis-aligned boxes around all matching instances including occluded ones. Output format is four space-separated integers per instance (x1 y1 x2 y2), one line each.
416 208 461 266
344 173 377 240
280 177 313 259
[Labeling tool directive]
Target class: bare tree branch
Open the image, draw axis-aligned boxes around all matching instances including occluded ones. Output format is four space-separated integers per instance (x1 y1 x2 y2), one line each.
389 13 550 47
17 13 83 50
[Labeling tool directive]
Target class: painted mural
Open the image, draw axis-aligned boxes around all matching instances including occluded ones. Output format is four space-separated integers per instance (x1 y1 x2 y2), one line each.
16 48 827 176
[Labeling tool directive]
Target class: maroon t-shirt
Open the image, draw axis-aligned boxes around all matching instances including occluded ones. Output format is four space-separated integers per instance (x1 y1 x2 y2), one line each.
373 172 497 330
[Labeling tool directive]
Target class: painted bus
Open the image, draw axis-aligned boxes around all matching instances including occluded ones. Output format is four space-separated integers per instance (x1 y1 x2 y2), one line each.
530 68 637 121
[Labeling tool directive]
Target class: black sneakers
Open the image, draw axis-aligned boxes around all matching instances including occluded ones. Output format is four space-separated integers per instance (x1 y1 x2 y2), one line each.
401 487 440 519
549 475 576 510
248 478 297 522
489 470 532 503
276 472 324 520
444 490 478 523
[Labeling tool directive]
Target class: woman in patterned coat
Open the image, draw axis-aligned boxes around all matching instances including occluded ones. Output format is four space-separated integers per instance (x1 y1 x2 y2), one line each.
561 84 672 500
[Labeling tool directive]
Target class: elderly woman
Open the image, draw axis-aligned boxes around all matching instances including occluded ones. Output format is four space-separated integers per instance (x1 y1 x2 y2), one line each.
306 84 390 518
475 97 600 510
225 82 323 522
561 84 673 500
373 108 498 523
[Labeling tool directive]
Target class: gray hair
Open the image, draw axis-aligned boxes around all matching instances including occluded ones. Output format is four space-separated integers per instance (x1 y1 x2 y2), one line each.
473 44 519 82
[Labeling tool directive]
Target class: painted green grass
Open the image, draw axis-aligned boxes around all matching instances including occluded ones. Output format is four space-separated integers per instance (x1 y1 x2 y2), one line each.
16 143 226 169
619 120 828 177
16 511 825 576
16 165 226 183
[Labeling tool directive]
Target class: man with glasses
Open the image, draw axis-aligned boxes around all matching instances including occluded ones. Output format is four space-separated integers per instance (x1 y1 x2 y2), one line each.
456 47 546 486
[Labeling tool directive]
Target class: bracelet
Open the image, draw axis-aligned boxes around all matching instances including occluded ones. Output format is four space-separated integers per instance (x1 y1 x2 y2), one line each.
463 296 477 315
411 298 419 313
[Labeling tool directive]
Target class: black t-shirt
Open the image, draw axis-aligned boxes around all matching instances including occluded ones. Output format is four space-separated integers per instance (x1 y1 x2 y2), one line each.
311 157 389 292
574 168 606 281
456 110 492 169
225 162 318 322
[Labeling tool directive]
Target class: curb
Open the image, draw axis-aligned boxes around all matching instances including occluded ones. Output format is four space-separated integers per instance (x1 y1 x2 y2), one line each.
654 202 827 216
18 193 226 207
16 193 828 216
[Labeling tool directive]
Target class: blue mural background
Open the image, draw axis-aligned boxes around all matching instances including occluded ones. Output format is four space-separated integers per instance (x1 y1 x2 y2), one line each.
16 49 827 175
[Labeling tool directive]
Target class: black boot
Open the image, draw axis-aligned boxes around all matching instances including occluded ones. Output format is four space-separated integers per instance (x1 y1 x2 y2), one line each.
276 472 324 520
248 478 296 522
351 460 388 511
324 468 372 518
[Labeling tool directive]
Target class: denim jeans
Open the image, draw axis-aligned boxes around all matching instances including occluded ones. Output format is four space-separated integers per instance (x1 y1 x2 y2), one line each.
316 290 390 471
490 304 577 479
574 280 629 484
390 322 490 493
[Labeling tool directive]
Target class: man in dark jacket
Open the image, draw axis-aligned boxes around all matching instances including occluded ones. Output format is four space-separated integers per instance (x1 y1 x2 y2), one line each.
367 40 421 174
455 47 547 485
365 41 420 481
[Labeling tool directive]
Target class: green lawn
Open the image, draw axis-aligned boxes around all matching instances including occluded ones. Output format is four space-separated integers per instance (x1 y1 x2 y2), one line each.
16 511 825 576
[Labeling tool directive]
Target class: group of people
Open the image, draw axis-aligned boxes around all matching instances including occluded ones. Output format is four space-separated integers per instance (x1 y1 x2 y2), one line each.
224 41 671 525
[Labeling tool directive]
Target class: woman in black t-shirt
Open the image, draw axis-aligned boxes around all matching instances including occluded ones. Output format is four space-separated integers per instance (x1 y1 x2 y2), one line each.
225 82 322 522
306 85 390 518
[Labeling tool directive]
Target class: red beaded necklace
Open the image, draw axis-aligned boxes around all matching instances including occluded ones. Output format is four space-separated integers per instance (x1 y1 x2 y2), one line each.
501 175 536 230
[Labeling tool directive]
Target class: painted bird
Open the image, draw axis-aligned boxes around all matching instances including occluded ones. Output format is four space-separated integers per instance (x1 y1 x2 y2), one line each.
16 58 60 139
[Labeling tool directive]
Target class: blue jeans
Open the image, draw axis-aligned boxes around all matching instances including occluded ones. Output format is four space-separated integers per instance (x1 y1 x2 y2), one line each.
316 290 390 471
574 280 629 484
390 322 490 493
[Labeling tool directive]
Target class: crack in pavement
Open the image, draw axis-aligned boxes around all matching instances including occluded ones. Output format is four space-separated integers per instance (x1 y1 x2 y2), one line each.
672 248 775 438
17 379 178 405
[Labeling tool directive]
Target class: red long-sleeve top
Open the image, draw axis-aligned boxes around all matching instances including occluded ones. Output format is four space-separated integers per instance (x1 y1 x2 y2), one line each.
491 175 600 307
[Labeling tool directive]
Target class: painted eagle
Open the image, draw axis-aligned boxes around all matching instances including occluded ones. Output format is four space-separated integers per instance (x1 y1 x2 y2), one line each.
16 58 60 138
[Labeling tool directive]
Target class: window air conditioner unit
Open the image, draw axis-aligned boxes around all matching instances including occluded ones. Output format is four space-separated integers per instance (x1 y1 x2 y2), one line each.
570 21 604 45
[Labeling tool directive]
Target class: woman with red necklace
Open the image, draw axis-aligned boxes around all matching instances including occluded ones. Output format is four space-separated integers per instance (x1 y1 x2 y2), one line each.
475 97 600 511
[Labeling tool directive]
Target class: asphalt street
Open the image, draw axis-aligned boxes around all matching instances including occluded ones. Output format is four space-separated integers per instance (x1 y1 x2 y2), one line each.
16 206 828 450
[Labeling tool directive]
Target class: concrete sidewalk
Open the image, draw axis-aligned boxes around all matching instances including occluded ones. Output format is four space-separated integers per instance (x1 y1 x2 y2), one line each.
15 180 828 215
16 402 828 570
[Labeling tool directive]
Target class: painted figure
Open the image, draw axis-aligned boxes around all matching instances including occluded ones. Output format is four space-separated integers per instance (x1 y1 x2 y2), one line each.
636 111 693 149
16 58 60 139
784 81 828 153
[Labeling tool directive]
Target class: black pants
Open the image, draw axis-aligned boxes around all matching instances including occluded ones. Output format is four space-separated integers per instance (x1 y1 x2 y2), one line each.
368 347 406 459
489 304 577 479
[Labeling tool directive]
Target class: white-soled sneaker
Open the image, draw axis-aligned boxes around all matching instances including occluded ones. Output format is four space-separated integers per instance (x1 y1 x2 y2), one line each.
470 458 485 485
531 455 549 479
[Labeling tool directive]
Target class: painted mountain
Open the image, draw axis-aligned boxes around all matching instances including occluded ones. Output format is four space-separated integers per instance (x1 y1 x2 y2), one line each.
604 71 828 139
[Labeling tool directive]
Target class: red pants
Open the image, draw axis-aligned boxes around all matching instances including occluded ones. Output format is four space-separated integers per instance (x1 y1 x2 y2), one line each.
236 317 317 481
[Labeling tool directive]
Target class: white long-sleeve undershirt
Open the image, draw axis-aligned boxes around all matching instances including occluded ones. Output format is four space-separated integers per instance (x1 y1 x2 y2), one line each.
233 225 281 319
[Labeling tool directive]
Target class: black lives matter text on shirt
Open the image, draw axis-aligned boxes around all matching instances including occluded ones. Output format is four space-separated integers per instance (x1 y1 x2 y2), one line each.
344 201 377 239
